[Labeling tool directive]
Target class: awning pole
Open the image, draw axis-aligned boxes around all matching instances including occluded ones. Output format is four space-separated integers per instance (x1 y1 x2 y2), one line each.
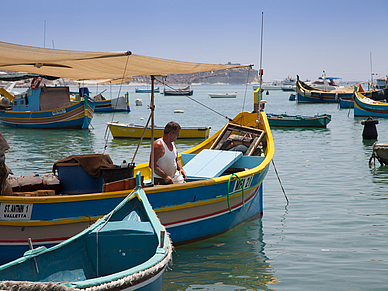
150 75 155 185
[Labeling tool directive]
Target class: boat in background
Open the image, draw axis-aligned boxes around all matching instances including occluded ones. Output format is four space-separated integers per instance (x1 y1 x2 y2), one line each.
135 86 160 93
254 76 296 91
0 80 94 129
0 172 172 291
208 92 237 98
339 98 354 109
296 75 374 103
266 113 331 128
107 122 211 139
354 91 388 117
163 85 193 96
375 76 388 89
369 142 388 166
306 72 342 91
92 93 130 112
73 87 130 112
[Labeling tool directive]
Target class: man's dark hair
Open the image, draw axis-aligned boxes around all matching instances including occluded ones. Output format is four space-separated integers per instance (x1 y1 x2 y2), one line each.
164 121 181 134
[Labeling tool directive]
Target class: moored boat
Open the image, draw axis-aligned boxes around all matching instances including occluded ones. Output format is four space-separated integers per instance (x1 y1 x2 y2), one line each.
266 113 331 128
354 91 388 117
107 122 211 139
0 40 268 264
296 75 372 103
135 87 160 93
163 85 193 96
208 92 237 98
339 98 354 109
0 83 94 129
0 88 273 263
369 142 388 166
0 172 172 291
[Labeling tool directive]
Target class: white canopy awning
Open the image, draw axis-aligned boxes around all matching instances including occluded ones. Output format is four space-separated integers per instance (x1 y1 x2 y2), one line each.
0 41 251 81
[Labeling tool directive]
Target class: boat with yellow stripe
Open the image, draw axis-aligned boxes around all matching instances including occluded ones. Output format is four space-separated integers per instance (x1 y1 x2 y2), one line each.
0 83 94 129
0 87 273 264
107 121 211 139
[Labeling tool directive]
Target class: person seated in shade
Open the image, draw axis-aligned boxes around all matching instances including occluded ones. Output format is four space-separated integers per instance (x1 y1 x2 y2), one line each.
150 121 187 185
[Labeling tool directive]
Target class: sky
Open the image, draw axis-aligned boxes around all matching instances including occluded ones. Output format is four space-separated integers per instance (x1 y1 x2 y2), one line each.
1 0 388 82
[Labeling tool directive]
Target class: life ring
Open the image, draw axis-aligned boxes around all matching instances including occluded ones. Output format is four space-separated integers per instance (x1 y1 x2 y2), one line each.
31 77 41 89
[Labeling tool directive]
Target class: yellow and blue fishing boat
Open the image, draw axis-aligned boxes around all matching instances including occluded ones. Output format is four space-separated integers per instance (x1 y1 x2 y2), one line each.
296 75 372 103
0 81 94 129
354 91 388 117
0 41 273 264
0 172 172 291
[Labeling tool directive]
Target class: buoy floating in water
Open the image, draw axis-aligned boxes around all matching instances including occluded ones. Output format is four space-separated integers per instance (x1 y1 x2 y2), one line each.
174 110 184 113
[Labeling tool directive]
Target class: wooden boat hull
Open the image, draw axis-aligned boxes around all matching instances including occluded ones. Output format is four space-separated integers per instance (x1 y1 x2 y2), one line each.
208 93 237 98
135 87 160 93
163 90 193 96
370 143 388 166
339 98 354 109
107 122 211 139
0 100 94 129
354 92 388 117
296 77 373 103
94 96 130 112
266 113 331 128
0 111 274 263
0 176 172 291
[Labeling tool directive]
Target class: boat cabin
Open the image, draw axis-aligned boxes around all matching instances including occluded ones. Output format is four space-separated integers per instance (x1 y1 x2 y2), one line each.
11 86 71 111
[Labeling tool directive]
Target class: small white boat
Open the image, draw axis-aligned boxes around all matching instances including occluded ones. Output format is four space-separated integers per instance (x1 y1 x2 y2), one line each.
208 92 237 98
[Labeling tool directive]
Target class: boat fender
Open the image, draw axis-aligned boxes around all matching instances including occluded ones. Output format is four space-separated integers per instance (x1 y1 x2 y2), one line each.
335 93 338 100
319 93 323 101
31 77 41 90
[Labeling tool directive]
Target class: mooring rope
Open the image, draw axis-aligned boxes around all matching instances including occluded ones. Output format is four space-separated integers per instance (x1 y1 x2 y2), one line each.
271 159 289 204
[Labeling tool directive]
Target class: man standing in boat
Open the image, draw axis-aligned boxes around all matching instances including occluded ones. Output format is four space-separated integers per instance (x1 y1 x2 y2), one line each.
150 121 187 185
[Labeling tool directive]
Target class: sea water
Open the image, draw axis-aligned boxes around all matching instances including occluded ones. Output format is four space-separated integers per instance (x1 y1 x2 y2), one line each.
2 85 388 290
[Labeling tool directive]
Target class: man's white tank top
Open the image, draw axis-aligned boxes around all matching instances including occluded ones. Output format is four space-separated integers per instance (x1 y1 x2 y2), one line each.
154 138 177 179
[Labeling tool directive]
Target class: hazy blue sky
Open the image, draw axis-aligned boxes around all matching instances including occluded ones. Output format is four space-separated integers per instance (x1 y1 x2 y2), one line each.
2 0 387 82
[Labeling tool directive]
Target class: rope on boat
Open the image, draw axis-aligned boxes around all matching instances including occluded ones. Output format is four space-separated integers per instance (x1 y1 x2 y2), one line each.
102 53 131 153
271 159 289 204
227 173 245 212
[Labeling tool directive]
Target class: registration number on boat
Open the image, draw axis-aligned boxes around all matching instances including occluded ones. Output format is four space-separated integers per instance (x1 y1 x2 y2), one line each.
233 176 253 192
52 109 66 116
0 203 33 220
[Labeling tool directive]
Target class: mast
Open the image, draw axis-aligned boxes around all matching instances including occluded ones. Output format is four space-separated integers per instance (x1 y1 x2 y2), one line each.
254 12 264 113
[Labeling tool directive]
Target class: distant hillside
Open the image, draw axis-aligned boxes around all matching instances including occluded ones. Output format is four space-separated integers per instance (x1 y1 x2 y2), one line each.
129 67 258 85
2 67 258 87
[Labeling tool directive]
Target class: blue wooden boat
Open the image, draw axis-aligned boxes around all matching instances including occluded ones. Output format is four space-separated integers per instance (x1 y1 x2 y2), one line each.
0 84 94 129
0 88 274 263
339 98 354 109
73 87 130 112
135 87 160 93
0 172 172 291
296 75 374 103
266 113 331 128
354 91 388 117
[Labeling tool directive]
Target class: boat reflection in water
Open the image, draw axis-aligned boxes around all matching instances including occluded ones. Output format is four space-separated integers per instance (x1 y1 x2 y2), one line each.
162 218 280 290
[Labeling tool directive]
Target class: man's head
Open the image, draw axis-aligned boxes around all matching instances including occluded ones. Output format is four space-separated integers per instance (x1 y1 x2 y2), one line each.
164 121 181 142
164 121 181 135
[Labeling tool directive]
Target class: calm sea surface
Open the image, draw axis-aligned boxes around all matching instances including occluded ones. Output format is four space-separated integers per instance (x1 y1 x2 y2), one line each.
2 84 388 290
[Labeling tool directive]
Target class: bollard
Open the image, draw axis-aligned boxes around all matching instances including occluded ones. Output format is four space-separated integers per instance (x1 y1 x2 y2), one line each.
361 117 379 139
